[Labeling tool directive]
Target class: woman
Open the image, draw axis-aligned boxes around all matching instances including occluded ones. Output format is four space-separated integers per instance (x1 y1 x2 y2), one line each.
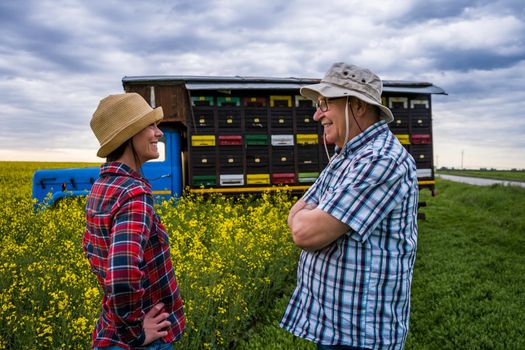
83 93 184 349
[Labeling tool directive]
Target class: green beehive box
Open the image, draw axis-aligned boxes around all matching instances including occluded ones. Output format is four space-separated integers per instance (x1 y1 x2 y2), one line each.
192 96 214 106
217 96 241 107
246 134 268 145
192 175 217 187
298 172 319 183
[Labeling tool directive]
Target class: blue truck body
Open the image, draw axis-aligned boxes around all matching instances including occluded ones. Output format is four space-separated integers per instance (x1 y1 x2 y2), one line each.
32 126 183 208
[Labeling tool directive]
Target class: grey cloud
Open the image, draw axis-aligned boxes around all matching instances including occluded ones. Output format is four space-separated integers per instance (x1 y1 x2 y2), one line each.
431 49 525 74
0 2 100 75
394 0 524 25
396 0 482 24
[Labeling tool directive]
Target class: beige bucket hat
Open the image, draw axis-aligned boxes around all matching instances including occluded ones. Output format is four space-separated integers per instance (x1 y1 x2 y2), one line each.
301 62 394 123
90 93 163 158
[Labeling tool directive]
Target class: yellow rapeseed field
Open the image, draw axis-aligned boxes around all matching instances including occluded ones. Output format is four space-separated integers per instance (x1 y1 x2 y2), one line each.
0 162 300 349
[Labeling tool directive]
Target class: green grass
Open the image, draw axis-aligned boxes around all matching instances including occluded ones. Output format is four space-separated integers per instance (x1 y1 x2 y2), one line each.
240 180 525 350
437 169 525 182
407 181 525 349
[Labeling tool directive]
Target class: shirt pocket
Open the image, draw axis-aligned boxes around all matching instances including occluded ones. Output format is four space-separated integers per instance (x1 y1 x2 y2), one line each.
319 184 335 205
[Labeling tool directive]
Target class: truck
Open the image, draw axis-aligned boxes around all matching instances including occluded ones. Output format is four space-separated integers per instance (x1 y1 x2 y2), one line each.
32 75 446 208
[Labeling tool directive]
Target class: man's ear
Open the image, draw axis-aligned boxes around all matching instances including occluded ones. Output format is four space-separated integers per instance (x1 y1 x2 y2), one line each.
350 98 367 116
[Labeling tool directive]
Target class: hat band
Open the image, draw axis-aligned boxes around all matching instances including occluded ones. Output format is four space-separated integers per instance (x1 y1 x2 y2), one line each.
321 80 380 103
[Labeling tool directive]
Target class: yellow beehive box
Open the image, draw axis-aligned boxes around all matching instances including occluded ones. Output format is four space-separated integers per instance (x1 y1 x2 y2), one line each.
296 134 319 145
191 135 216 146
246 174 270 185
270 95 292 108
395 134 410 145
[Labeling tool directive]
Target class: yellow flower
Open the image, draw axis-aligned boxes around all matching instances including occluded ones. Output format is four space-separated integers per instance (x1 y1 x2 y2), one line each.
0 162 299 349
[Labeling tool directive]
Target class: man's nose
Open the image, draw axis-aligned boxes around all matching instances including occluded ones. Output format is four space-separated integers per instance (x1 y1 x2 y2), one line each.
313 108 323 121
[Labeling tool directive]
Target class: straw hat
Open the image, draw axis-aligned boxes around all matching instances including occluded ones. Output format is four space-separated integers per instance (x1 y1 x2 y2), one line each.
301 62 394 123
90 93 163 158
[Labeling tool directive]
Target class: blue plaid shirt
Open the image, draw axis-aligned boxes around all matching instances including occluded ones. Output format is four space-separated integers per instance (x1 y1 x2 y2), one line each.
280 121 419 349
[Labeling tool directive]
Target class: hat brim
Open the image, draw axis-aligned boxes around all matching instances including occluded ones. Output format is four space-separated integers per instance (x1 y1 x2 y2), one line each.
96 106 163 158
301 83 394 123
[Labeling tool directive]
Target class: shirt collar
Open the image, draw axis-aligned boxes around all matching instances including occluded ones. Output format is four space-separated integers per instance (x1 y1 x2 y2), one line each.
99 162 149 186
334 120 389 156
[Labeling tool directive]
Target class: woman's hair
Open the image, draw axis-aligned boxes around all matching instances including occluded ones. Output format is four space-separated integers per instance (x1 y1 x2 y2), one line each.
106 138 143 173
106 139 131 162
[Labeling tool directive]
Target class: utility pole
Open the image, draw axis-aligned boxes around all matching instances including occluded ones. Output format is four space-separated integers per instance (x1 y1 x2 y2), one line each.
461 150 464 169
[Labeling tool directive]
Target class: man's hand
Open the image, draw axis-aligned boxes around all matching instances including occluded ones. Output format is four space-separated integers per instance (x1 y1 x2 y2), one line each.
141 303 171 346
287 199 317 228
288 202 350 251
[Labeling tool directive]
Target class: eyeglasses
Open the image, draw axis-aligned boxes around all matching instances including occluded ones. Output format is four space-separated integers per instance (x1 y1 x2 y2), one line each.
315 98 329 112
315 98 343 112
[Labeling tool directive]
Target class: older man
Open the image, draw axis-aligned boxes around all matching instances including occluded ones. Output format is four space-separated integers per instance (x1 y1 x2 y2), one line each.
280 62 419 350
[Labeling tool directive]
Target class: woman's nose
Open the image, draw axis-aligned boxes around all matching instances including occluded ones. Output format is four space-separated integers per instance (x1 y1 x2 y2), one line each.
155 125 163 137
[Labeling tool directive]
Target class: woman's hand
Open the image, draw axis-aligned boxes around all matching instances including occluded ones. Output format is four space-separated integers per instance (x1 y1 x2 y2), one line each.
141 303 171 346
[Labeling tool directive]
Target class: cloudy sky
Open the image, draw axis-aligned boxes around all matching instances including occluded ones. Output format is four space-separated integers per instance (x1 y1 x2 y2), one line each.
1 0 524 169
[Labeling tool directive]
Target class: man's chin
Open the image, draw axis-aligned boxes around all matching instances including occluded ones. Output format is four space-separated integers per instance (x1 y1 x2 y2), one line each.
323 134 337 145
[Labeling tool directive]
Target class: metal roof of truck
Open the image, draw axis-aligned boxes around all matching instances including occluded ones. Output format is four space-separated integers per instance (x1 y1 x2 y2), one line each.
122 75 447 95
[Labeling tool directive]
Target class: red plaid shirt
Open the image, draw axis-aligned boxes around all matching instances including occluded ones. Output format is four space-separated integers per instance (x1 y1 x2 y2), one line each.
83 162 184 349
